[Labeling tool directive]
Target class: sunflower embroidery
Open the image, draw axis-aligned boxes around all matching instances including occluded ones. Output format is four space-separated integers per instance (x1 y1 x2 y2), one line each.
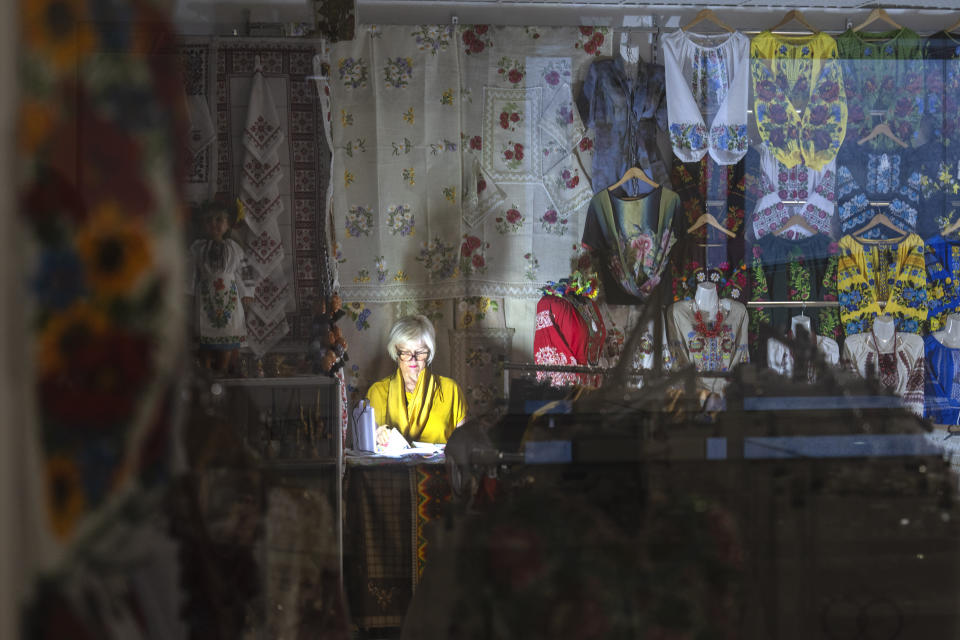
75 202 154 297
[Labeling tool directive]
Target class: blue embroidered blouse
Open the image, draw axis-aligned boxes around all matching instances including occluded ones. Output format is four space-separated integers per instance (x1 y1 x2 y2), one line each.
924 334 960 425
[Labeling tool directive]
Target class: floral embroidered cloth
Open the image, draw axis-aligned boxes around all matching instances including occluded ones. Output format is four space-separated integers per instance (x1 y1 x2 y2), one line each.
750 31 847 171
923 234 960 331
481 86 543 184
837 233 927 335
662 29 750 165
576 57 670 194
924 334 960 424
666 299 750 395
923 32 960 147
668 156 748 304
837 28 924 151
748 143 836 240
533 294 606 386
581 187 679 304
842 332 925 416
835 143 924 240
749 233 841 361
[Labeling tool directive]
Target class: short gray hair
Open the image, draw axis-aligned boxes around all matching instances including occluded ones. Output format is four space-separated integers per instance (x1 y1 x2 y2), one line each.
386 314 436 365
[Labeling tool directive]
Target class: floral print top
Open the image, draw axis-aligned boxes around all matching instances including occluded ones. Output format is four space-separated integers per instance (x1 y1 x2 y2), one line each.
749 143 837 240
837 233 927 336
748 233 841 363
582 187 679 304
751 31 847 171
924 235 960 331
923 32 960 148
576 57 670 196
836 28 924 151
662 29 750 165
668 156 747 304
835 142 924 240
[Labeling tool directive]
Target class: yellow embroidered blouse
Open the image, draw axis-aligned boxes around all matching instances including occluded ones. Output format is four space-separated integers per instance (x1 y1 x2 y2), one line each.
366 369 466 444
837 233 927 336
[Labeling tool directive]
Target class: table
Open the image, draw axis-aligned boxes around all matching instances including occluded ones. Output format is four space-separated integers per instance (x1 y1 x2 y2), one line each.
341 453 451 631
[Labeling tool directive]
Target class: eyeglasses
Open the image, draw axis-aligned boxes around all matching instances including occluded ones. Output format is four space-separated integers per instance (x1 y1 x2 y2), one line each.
397 349 430 362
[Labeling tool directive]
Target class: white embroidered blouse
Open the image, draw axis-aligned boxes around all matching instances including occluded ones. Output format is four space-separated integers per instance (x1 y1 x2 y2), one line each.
662 29 750 165
841 332 925 416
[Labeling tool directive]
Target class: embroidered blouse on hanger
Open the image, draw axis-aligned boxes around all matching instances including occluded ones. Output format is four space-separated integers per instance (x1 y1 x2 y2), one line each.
842 331 925 416
923 32 960 147
835 143 924 239
668 155 748 303
576 58 670 195
662 29 750 165
924 235 960 331
924 334 960 424
837 233 928 335
837 27 924 150
749 143 837 240
751 31 847 171
582 186 679 304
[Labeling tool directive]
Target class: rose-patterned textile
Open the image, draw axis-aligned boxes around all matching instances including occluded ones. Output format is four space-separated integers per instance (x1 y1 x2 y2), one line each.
748 233 841 362
924 235 960 332
749 143 836 240
582 187 679 305
666 299 750 395
837 28 924 151
576 56 670 194
842 332 925 416
533 294 606 386
924 32 960 148
750 31 847 171
329 25 604 302
924 334 960 425
668 156 748 305
837 233 927 336
662 29 750 165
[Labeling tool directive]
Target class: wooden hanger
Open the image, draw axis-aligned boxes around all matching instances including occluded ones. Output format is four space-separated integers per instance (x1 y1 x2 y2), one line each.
945 16 960 35
768 10 819 34
857 122 909 148
853 8 902 32
774 214 819 237
853 213 907 241
681 9 733 33
687 213 735 238
942 217 960 237
607 166 658 191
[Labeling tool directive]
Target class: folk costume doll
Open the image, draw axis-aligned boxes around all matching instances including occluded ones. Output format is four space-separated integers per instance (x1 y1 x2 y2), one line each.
187 199 252 375
533 271 606 387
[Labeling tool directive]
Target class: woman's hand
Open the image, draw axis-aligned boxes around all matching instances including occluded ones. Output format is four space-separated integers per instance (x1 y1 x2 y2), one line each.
376 425 392 448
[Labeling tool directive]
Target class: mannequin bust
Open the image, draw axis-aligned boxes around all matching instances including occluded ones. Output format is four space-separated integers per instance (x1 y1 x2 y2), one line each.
694 281 719 318
873 314 896 353
935 313 960 349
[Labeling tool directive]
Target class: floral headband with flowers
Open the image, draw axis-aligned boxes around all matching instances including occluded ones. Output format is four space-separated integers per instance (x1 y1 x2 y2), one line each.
671 262 747 303
540 270 600 300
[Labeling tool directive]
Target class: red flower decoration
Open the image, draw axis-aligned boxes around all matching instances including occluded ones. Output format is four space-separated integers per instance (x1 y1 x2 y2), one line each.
508 69 523 84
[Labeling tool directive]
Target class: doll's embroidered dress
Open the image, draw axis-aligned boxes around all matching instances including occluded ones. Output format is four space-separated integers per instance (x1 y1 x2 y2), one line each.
534 292 607 387
836 27 924 150
662 29 750 165
750 31 847 171
188 238 250 348
576 57 670 194
837 233 928 335
582 186 679 304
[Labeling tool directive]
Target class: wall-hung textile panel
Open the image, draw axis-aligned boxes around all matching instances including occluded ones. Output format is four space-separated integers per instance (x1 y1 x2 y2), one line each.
329 25 608 303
